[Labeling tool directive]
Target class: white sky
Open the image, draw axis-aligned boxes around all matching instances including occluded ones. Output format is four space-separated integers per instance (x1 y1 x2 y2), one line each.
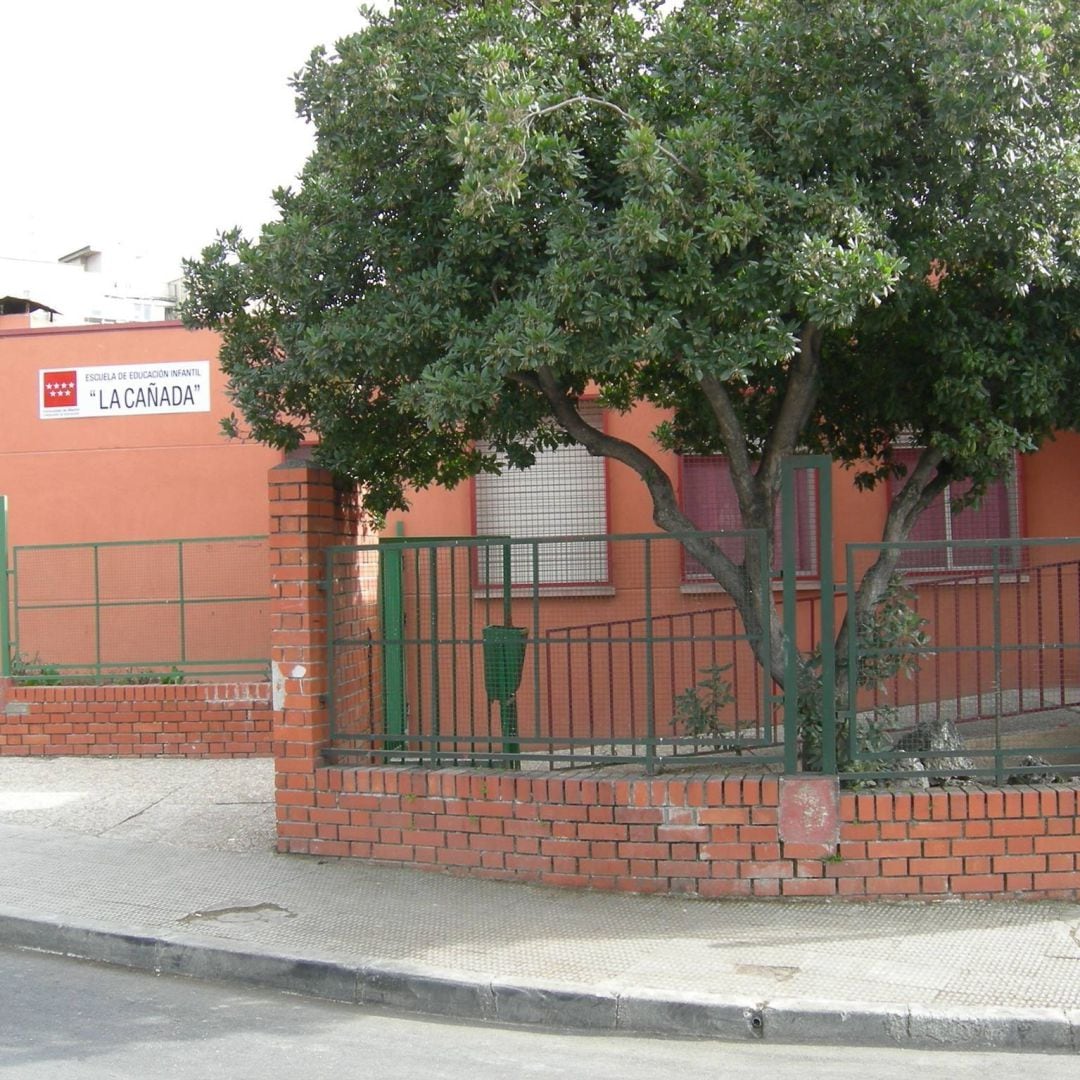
1 1 377 277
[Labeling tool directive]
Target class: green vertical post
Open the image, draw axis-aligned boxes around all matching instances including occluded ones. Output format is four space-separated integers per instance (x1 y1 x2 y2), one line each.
0 497 10 677
468 542 478 745
448 543 461 750
530 541 541 744
428 545 440 765
93 543 102 681
379 531 406 750
502 538 512 628
992 546 1004 785
756 528 775 746
781 465 800 773
815 458 836 774
782 456 835 773
325 546 337 740
644 537 656 775
846 542 860 767
176 540 187 667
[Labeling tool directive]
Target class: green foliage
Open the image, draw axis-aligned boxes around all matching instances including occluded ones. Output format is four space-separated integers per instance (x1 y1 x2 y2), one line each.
182 0 1080 730
183 0 1080 519
800 577 928 775
69 666 189 687
113 667 186 686
10 652 62 686
7 654 186 687
673 664 737 750
675 576 925 769
853 578 930 689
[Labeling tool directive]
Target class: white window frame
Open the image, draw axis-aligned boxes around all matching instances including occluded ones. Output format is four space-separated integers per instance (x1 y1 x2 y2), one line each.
473 404 609 589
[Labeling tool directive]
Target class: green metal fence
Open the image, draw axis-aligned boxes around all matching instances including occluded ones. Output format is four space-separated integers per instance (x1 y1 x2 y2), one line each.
0 497 11 678
836 537 1080 784
325 531 782 772
6 532 271 683
325 527 1080 781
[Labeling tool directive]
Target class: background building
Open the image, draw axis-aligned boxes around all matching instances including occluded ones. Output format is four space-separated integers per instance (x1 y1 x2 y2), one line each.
0 244 183 329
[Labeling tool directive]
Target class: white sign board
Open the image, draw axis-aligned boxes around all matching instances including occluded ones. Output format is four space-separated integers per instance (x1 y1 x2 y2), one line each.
39 361 211 419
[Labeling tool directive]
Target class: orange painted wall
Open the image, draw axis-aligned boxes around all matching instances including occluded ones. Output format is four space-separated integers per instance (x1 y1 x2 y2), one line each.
1019 431 1080 541
388 420 1080 556
4 319 1074 560
0 321 281 547
5 318 1073 714
381 412 1080 743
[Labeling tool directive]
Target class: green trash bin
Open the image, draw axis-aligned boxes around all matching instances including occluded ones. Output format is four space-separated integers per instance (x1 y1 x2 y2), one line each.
483 625 527 700
483 625 527 766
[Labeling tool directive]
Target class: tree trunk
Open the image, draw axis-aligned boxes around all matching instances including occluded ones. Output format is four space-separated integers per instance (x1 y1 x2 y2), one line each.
529 362 966 774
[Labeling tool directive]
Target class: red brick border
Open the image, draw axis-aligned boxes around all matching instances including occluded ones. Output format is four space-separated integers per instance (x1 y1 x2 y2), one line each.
0 680 271 757
269 465 1080 900
270 766 1078 900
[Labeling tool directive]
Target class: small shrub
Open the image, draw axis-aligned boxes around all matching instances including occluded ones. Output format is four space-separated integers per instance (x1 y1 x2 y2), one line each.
9 652 62 686
112 666 186 686
800 575 928 777
7 653 186 686
673 664 739 751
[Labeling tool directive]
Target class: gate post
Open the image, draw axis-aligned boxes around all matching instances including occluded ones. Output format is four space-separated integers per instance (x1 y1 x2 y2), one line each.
781 456 836 773
0 495 10 678
269 462 357 853
0 496 10 716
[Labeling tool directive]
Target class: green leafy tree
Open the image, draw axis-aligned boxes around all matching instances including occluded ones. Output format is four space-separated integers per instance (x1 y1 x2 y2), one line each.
184 0 1080 736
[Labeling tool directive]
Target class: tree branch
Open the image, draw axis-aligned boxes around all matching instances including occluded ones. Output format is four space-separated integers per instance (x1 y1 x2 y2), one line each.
834 446 948 668
529 367 752 603
510 369 787 685
525 95 694 177
758 322 822 499
698 373 756 516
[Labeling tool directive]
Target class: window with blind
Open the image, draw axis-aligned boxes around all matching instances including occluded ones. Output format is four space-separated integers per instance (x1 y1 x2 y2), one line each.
888 449 1020 572
679 456 818 580
474 404 608 586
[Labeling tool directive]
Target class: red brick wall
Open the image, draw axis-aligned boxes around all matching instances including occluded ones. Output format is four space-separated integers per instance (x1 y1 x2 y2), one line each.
838 786 1080 898
0 681 272 757
275 767 1080 901
268 464 1080 901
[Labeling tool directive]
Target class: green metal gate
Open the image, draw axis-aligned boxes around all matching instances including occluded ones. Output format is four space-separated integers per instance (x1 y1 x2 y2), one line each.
324 459 1080 779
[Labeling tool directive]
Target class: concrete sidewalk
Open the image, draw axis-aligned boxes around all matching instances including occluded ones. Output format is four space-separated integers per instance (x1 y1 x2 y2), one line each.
0 757 1077 1052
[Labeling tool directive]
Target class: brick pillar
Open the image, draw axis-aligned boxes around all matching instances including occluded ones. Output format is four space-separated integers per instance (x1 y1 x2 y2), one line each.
269 462 353 853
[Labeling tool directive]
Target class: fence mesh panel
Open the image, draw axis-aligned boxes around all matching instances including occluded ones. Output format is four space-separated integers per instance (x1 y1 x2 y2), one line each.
838 538 1080 781
11 536 269 681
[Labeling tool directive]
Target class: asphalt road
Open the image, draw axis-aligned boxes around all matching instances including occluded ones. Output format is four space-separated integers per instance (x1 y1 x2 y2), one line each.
1 946 1076 1079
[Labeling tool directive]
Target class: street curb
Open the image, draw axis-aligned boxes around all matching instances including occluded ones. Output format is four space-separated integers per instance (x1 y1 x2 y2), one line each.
1 909 1077 1053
